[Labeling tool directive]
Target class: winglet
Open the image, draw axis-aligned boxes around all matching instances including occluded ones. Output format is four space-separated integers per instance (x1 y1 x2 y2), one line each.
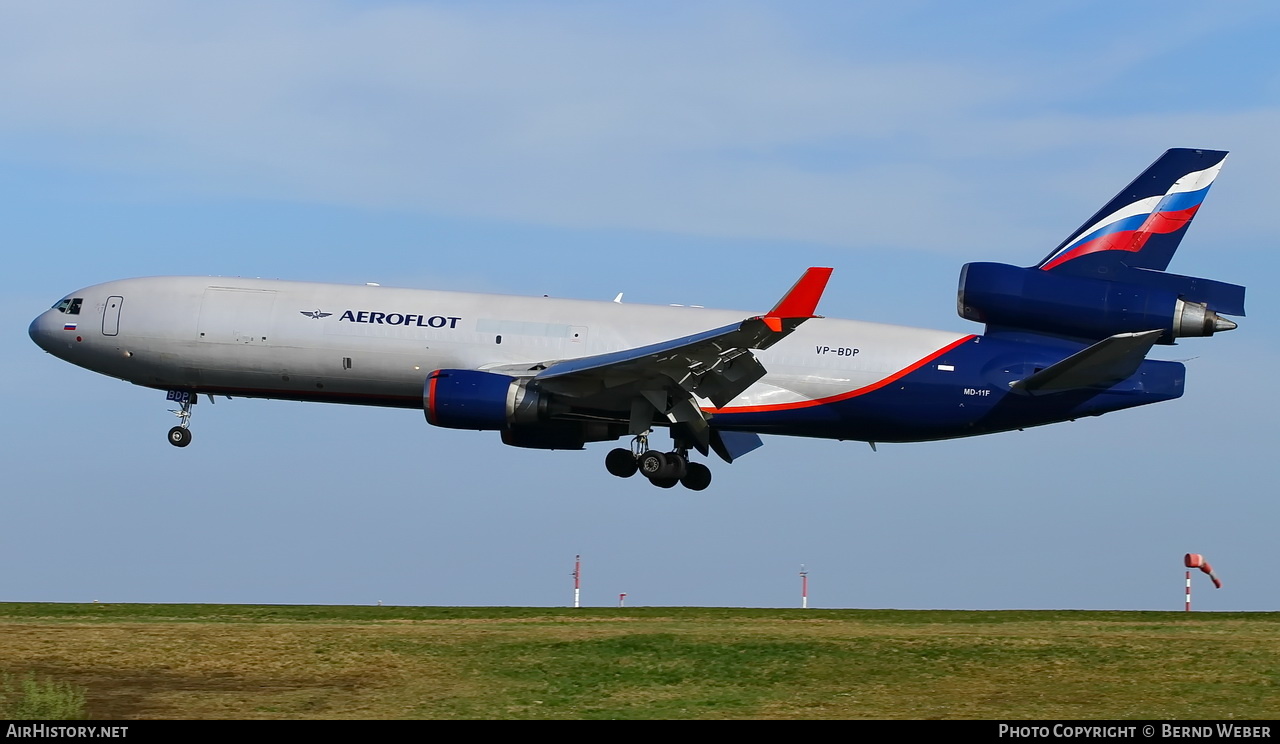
765 267 833 329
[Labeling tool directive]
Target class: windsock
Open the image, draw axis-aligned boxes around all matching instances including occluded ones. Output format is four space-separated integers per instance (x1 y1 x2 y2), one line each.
1184 553 1222 589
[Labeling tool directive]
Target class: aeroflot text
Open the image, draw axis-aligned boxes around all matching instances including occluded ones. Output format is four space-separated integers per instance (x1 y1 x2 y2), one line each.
998 724 1272 738
339 311 461 328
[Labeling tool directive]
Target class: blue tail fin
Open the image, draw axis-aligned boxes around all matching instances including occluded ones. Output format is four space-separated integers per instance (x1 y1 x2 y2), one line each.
1037 148 1228 275
958 148 1245 343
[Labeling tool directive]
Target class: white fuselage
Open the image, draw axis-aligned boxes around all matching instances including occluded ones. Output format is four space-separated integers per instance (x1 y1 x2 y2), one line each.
30 276 967 413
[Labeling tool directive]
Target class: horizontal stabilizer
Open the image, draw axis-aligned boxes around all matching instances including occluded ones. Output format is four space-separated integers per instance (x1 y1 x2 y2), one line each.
1011 330 1163 395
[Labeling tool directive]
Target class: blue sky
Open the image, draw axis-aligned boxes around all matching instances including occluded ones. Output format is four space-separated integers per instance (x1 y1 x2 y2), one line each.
3 1 1277 611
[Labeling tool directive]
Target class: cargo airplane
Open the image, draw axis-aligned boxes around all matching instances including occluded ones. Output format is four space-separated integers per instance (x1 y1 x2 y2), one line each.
29 149 1245 490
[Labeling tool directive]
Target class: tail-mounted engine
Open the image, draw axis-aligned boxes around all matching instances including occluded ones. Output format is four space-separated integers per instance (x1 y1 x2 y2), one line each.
957 262 1243 343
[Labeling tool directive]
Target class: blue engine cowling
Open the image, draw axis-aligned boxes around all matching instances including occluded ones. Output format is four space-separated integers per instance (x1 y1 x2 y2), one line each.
424 369 546 430
957 262 1239 343
423 369 623 450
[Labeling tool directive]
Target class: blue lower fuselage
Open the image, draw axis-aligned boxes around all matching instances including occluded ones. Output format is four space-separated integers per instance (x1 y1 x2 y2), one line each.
713 335 1183 442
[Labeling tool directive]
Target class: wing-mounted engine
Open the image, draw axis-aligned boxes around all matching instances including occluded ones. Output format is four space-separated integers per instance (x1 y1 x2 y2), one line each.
957 262 1243 344
423 369 623 450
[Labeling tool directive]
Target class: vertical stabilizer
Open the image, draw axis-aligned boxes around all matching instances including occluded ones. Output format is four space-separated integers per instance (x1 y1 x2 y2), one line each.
1038 149 1228 275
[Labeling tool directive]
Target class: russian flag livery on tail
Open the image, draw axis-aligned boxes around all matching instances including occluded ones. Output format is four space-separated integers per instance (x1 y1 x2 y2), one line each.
1039 148 1227 274
29 149 1246 490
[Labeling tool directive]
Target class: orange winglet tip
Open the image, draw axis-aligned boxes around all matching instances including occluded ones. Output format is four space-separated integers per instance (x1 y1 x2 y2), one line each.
769 267 833 318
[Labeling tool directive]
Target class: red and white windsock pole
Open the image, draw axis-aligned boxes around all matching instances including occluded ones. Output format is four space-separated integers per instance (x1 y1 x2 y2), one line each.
800 565 809 609
573 555 581 609
1184 553 1222 611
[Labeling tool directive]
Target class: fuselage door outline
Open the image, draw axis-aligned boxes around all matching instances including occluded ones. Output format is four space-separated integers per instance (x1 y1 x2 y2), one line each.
102 296 123 337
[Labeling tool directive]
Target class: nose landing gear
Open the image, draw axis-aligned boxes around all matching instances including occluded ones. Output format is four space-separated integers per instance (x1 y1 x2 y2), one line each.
167 426 192 447
165 390 196 448
604 432 713 490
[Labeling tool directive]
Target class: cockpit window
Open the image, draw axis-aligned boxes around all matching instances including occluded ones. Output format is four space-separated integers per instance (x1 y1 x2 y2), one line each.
53 298 83 314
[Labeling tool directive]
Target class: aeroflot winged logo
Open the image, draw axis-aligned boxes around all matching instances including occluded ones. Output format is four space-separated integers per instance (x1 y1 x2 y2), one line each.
300 309 463 328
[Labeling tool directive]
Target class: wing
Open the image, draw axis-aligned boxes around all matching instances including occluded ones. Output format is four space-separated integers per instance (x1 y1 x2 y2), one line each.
493 267 832 456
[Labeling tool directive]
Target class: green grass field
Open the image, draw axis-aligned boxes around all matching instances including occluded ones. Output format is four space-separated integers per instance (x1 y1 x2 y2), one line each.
0 603 1275 719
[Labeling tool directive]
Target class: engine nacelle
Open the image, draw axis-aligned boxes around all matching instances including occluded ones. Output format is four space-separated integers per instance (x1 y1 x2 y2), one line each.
501 422 623 450
957 262 1237 343
424 369 627 450
424 369 547 431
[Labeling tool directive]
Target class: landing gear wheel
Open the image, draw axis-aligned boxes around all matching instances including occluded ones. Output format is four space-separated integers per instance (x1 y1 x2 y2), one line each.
638 450 668 479
166 391 197 448
168 427 192 448
665 452 688 480
680 462 712 491
651 477 679 489
605 448 639 478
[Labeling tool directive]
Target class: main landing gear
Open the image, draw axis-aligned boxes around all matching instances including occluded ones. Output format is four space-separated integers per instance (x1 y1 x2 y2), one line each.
604 433 713 491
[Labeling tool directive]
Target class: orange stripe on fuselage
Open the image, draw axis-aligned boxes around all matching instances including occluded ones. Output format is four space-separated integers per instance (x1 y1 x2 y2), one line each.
709 334 977 414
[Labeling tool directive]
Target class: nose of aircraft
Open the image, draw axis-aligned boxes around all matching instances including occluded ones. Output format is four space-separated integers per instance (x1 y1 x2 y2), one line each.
29 311 56 353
